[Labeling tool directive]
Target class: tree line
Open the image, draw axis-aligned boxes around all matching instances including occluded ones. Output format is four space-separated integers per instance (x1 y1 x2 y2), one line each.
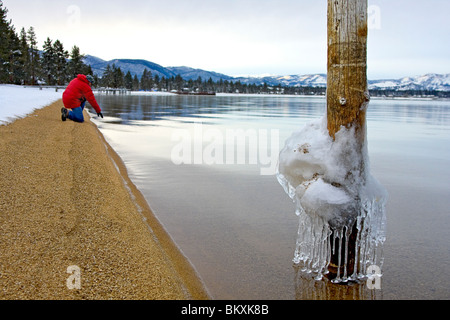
0 1 92 86
97 64 328 95
100 64 449 97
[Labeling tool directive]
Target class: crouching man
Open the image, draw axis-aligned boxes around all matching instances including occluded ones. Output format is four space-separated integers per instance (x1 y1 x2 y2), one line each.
61 74 103 123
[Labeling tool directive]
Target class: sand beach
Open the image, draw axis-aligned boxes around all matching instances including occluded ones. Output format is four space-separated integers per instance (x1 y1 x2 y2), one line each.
0 100 209 300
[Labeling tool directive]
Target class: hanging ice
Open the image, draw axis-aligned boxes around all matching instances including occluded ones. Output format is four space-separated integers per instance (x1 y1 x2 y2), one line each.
277 116 387 282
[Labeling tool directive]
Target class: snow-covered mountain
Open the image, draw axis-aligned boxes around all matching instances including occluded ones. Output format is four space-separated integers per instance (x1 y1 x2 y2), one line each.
166 66 234 82
368 74 450 92
235 74 328 87
84 55 232 82
235 73 449 91
84 56 175 79
84 55 449 92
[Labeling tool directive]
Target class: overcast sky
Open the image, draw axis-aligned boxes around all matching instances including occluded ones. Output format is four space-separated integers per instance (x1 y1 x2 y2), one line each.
3 0 449 79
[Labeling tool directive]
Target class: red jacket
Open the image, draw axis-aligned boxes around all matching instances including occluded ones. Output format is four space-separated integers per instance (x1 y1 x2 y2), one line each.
62 74 101 113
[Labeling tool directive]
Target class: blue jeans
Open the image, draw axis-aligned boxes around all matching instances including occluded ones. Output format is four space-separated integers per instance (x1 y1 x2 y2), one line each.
68 101 86 123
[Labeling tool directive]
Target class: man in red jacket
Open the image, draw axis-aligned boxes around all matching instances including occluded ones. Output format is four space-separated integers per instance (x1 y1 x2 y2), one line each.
61 74 103 123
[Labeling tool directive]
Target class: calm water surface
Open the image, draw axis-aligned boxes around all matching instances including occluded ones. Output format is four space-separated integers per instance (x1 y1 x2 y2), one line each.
91 93 450 300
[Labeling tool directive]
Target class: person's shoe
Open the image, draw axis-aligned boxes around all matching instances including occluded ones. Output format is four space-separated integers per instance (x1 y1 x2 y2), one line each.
61 108 68 122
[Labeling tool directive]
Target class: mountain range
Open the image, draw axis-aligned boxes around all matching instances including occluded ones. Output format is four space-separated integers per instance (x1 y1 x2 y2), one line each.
83 55 450 92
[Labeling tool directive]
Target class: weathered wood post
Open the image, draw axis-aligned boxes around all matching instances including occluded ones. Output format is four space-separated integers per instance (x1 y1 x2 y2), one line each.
326 0 369 279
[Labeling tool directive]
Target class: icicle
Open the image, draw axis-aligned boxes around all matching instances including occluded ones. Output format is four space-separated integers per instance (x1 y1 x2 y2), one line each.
278 117 388 283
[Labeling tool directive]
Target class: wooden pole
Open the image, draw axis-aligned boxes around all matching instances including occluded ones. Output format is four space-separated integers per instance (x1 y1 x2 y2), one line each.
327 0 369 142
326 0 369 280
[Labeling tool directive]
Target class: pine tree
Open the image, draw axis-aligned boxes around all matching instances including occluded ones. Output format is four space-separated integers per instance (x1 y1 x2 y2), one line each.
41 37 56 85
18 28 30 84
196 76 202 89
101 64 113 87
100 64 124 88
112 64 124 88
147 70 153 90
153 74 160 91
175 74 183 91
0 0 11 83
132 74 140 91
7 25 23 84
67 45 86 79
0 1 23 84
27 27 40 85
53 40 68 85
207 77 214 92
140 68 150 91
124 71 133 90
85 64 94 78
141 68 154 91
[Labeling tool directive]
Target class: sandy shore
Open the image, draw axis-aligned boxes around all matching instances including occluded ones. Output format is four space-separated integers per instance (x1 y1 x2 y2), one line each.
0 100 209 300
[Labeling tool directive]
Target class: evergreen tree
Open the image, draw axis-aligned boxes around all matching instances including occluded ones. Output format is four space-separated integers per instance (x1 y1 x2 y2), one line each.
101 64 113 87
132 74 140 91
175 74 183 91
124 71 133 90
90 73 99 87
196 76 202 89
207 77 214 92
140 68 151 91
140 69 147 90
217 79 224 93
0 2 24 84
85 64 94 79
7 25 23 84
67 45 87 79
112 64 124 88
27 27 39 85
153 74 160 91
187 79 194 91
147 70 153 90
53 40 68 85
41 37 56 85
100 64 124 88
0 0 11 83
18 28 30 84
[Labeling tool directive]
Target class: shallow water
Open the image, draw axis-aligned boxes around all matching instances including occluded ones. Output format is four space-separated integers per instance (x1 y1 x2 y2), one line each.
91 94 450 300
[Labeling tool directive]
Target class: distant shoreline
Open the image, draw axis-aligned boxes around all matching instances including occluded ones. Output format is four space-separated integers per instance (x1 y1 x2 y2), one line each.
91 89 450 100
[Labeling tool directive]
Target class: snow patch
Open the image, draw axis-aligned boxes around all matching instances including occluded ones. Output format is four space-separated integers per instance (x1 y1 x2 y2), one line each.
0 85 62 124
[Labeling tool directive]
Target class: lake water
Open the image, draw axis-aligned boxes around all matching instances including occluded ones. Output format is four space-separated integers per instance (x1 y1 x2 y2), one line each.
91 93 450 300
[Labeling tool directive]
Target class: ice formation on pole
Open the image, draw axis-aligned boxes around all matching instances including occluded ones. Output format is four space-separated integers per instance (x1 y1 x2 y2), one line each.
277 116 387 282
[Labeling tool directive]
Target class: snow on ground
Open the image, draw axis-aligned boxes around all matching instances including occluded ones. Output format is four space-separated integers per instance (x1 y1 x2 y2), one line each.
0 85 62 125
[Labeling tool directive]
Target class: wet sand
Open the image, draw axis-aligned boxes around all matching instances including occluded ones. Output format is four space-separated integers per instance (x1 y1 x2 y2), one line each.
0 100 209 300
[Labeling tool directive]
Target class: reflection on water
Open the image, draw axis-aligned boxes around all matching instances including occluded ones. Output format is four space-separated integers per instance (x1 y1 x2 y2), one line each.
96 94 326 125
92 94 450 300
294 267 383 300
